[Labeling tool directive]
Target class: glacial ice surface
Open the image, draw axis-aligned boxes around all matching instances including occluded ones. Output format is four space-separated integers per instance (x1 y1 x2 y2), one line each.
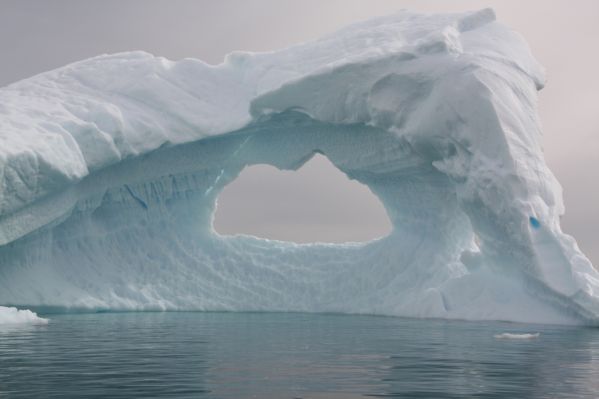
1 8 598 325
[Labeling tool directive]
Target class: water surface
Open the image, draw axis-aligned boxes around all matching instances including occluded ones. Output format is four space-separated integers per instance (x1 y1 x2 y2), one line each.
1 312 598 398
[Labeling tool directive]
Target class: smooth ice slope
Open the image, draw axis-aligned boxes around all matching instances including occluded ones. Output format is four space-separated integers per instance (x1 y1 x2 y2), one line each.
0 9 598 325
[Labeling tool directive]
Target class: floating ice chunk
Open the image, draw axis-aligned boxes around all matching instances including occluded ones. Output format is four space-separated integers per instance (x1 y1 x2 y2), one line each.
0 306 48 325
494 333 540 340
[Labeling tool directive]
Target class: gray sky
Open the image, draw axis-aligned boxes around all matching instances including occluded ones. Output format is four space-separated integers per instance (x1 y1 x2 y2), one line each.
1 1 597 262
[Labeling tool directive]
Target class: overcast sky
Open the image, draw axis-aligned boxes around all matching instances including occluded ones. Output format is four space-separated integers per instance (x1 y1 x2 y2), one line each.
1 0 597 262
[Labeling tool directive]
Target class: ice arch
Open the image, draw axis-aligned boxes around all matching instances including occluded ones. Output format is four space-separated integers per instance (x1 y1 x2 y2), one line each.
1 9 599 325
214 154 392 243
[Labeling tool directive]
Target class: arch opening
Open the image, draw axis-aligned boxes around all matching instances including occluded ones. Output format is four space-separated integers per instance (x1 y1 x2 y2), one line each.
213 153 392 243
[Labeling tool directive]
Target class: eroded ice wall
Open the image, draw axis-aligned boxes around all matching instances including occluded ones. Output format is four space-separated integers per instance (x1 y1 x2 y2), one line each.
0 9 598 324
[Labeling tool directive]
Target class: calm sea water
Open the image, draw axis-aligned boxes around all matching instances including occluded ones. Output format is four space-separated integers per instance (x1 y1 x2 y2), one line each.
1 312 598 398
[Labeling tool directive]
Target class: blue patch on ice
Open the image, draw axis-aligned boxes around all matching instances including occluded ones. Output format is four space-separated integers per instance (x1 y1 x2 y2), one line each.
124 184 148 210
529 216 540 229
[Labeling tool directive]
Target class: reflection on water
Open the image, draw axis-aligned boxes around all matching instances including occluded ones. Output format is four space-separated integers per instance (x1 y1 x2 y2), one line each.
1 312 598 398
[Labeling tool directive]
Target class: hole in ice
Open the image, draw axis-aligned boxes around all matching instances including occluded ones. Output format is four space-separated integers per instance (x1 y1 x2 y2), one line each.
213 153 392 243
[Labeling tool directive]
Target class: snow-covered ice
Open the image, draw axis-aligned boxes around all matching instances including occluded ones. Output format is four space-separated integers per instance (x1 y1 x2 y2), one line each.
0 8 598 325
0 306 48 325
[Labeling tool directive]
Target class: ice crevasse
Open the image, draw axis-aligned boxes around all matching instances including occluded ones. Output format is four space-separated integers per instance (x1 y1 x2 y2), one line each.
0 8 598 325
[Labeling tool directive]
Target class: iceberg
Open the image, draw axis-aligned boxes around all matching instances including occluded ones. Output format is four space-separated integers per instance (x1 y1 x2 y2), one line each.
0 8 598 325
0 306 48 325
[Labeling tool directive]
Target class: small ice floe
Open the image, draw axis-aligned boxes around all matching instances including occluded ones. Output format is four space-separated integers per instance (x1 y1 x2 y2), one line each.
494 332 540 340
0 306 48 325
